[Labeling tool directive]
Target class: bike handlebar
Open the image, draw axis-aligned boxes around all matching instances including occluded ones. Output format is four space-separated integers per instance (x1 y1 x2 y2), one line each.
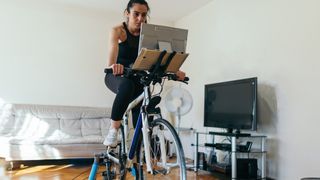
104 68 189 84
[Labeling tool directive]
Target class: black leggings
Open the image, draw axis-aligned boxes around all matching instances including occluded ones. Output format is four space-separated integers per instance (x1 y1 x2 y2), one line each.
105 74 144 127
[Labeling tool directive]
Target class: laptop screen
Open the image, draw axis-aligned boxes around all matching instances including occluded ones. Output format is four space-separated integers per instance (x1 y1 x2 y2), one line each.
138 23 188 54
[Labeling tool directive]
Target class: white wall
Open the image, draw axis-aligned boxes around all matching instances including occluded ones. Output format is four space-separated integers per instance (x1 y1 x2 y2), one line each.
0 0 171 107
0 0 114 107
175 0 320 179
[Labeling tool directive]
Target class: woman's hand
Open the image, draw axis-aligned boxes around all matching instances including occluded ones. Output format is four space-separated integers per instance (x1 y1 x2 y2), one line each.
175 70 186 81
110 63 124 75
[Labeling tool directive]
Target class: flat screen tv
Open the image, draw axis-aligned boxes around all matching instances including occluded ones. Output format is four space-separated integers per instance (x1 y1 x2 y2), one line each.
204 77 257 133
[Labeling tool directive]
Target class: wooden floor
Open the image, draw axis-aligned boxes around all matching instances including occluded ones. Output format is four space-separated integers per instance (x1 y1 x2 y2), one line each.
6 163 225 180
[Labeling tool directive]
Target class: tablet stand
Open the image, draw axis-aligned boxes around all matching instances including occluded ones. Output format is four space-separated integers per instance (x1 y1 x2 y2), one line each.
132 48 189 74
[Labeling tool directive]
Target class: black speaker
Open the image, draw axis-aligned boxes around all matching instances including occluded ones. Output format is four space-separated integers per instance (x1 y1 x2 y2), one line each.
237 158 257 179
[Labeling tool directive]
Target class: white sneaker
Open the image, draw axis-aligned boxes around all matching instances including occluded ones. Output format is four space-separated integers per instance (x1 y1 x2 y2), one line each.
103 128 118 147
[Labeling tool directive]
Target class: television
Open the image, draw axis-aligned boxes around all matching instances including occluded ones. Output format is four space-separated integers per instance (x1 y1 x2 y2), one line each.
204 77 257 133
138 23 188 53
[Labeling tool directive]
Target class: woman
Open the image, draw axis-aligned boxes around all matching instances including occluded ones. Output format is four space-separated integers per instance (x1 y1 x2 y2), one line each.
104 0 186 146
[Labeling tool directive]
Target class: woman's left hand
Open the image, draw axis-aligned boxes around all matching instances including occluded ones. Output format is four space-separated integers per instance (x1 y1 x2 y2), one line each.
175 70 186 81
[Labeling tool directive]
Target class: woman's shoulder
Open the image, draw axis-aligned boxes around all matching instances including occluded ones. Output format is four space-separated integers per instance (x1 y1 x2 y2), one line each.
111 23 126 39
112 23 126 34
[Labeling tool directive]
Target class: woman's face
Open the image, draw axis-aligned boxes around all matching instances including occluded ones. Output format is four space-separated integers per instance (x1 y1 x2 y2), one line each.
126 3 148 31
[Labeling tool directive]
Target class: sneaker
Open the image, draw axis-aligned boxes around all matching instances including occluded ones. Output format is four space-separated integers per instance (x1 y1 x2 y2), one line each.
103 128 118 147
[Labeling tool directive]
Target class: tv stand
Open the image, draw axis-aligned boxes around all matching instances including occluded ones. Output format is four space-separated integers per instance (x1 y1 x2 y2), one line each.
226 128 239 134
192 131 267 179
208 131 251 137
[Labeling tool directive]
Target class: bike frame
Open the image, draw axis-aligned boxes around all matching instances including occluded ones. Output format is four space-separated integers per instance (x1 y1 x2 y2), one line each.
89 50 188 179
106 84 162 175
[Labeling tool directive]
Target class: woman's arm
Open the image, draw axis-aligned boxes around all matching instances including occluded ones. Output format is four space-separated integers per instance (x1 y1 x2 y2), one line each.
107 26 124 75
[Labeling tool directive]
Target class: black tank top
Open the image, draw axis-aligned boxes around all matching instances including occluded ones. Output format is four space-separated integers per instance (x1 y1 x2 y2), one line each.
117 22 140 67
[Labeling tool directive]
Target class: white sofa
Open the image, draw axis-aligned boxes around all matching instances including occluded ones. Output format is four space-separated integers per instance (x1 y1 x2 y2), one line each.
0 103 111 163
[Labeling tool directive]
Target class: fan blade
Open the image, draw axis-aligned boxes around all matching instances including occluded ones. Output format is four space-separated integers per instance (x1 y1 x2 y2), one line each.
165 100 178 113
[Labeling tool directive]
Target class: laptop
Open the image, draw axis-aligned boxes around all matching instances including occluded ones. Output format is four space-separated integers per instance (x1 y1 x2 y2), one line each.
138 23 188 53
133 23 189 72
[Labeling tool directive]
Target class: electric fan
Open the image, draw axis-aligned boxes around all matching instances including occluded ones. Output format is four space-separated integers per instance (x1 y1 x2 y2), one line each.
164 86 193 134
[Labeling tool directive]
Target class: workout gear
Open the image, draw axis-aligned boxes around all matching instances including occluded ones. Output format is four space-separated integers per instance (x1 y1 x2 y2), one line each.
105 74 143 125
117 22 140 68
105 22 143 126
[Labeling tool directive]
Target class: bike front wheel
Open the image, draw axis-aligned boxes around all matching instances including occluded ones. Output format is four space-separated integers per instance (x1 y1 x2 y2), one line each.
137 118 187 180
